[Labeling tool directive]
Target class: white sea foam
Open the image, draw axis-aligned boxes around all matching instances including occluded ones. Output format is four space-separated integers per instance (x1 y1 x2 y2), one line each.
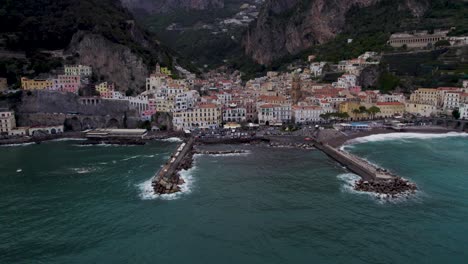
121 155 141 161
48 138 86 142
337 173 421 204
71 167 96 174
347 132 468 145
137 165 197 201
160 137 183 143
0 142 35 147
73 143 136 147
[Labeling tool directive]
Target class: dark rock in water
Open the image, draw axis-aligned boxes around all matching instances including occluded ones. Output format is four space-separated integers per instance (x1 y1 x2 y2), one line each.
354 177 417 197
196 150 247 155
153 147 194 195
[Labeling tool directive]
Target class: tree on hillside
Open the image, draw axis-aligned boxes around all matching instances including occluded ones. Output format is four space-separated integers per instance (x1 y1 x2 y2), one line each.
452 109 461 119
368 106 381 119
435 40 451 48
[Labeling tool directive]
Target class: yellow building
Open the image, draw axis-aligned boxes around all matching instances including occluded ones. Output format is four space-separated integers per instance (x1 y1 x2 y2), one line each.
409 88 439 106
339 101 368 120
172 104 221 130
405 102 437 117
375 102 405 118
160 67 172 76
95 82 114 94
21 77 54 90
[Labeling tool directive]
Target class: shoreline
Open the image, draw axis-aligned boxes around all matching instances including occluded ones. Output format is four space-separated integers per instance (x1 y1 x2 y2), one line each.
321 127 464 148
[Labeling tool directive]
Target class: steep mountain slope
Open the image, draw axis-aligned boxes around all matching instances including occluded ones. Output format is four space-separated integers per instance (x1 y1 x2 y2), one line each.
243 0 433 65
0 0 185 92
121 0 225 14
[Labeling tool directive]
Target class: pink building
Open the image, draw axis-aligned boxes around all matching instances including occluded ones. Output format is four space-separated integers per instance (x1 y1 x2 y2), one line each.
53 75 81 94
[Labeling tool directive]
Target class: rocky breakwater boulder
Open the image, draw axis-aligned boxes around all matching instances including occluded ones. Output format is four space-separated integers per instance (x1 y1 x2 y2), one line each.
355 177 417 198
268 142 314 150
153 149 194 195
196 150 247 155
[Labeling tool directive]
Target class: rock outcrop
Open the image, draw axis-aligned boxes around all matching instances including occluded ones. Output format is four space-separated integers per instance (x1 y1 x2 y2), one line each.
122 0 224 14
354 177 417 198
243 0 430 65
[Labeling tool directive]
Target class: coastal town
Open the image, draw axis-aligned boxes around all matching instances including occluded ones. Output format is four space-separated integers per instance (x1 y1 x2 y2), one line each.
1 27 468 199
2 47 468 139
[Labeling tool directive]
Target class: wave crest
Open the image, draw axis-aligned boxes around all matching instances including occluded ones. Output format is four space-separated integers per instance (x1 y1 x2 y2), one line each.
347 132 468 145
160 137 183 143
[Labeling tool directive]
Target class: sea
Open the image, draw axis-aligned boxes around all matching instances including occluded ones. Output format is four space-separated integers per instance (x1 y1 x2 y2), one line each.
0 134 467 263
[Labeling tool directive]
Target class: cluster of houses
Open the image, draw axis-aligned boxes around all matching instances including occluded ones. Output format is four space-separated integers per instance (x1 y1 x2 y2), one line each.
20 65 92 93
7 48 468 134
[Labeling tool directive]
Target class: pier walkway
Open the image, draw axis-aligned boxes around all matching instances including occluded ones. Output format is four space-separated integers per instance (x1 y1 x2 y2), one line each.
314 142 394 181
152 138 194 193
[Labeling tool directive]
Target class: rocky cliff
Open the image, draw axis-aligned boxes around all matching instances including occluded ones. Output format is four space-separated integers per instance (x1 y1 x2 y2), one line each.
121 0 224 14
243 0 430 65
0 0 185 92
67 32 150 93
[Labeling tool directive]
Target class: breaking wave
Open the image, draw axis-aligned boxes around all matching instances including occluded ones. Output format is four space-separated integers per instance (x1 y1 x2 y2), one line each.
347 132 468 145
0 142 35 147
137 165 196 201
71 167 97 174
160 137 183 143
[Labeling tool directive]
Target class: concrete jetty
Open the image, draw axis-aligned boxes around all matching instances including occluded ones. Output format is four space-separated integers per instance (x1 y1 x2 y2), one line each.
314 141 417 196
152 138 194 194
313 142 394 181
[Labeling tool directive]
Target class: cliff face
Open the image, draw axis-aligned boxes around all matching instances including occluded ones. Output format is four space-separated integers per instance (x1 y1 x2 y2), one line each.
243 0 429 65
121 0 224 14
15 91 140 129
67 32 150 93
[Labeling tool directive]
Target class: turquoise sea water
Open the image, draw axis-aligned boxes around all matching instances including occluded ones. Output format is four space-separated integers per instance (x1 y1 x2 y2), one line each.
0 134 467 263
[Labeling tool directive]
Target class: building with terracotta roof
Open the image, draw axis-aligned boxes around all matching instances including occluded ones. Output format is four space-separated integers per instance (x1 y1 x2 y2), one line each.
375 102 405 118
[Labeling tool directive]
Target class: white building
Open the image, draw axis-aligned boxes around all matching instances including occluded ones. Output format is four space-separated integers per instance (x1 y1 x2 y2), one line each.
175 90 200 112
0 109 16 135
459 103 468 120
292 105 325 124
333 74 357 89
443 91 461 110
377 93 406 103
258 103 291 125
223 104 246 123
64 65 92 77
310 62 326 77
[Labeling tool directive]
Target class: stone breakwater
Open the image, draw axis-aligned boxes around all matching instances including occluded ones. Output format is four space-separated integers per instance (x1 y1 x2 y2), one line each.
314 142 418 197
195 150 247 155
152 139 194 194
267 142 315 150
355 178 418 198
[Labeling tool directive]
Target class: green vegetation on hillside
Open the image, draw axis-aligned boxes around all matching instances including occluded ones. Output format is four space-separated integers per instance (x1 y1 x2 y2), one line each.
0 0 188 86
